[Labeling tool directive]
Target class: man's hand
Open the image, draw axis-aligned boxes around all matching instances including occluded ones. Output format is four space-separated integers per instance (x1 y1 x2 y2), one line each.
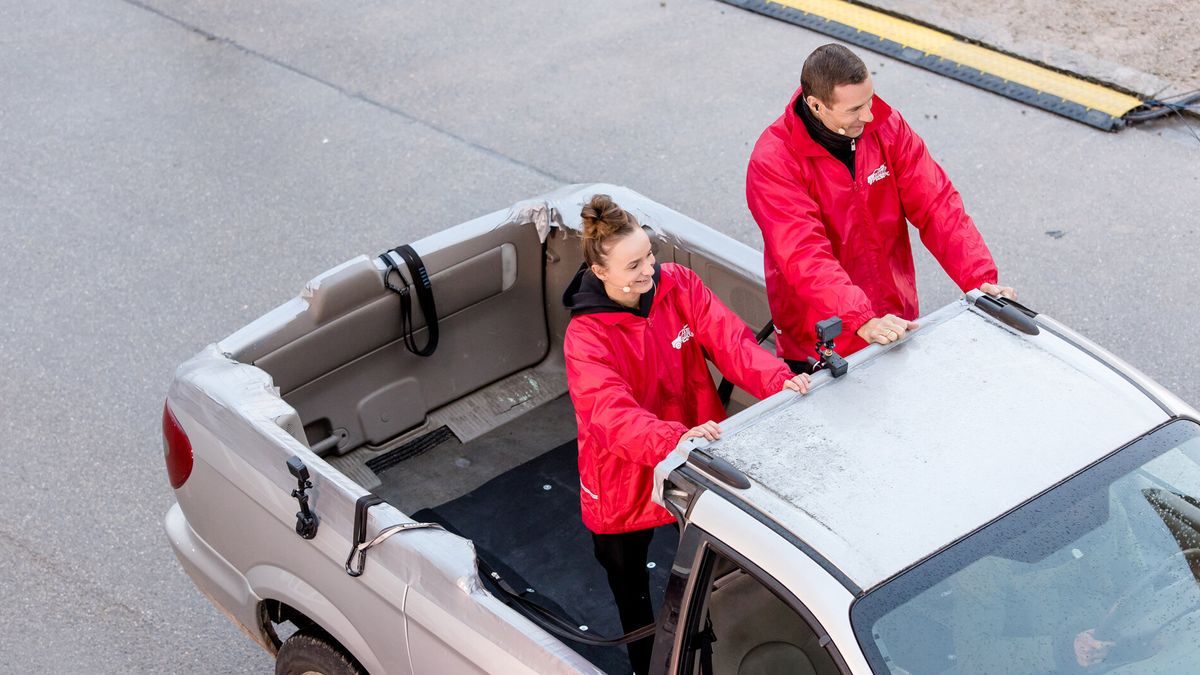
681 420 721 442
782 372 811 394
981 282 1017 300
857 314 918 345
1074 628 1114 667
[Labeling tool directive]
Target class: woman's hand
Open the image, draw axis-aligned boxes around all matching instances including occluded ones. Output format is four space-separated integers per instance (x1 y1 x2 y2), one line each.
782 373 811 394
681 420 721 442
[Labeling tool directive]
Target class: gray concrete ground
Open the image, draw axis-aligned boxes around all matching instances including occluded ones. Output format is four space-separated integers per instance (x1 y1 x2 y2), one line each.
0 0 1196 672
867 0 1200 97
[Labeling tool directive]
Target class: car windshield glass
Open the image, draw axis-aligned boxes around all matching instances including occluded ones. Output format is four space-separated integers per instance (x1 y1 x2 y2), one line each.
852 420 1200 674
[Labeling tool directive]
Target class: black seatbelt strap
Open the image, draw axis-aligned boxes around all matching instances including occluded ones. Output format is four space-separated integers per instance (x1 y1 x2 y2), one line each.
379 244 439 357
718 319 777 407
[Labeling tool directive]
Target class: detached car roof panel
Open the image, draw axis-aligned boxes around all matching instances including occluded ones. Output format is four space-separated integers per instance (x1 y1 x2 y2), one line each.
708 300 1170 589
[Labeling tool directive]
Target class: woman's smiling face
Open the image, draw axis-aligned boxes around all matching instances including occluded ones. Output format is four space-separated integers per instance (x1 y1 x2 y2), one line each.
593 226 655 300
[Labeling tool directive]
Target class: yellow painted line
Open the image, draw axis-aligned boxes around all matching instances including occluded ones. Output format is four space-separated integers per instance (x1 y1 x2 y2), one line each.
767 0 1143 117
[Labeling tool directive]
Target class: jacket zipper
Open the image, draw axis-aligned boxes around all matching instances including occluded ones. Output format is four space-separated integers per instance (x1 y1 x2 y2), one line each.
851 138 860 192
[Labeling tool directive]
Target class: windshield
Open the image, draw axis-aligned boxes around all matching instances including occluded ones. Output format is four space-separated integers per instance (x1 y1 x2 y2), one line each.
852 420 1200 674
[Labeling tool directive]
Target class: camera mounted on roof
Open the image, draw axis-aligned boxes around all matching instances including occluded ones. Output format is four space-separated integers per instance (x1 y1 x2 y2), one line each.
806 316 849 378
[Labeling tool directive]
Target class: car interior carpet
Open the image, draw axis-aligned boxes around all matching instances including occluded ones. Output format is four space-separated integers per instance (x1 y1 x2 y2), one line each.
410 439 678 674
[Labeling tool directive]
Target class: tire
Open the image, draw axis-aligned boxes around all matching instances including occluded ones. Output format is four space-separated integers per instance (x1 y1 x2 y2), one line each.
275 628 366 675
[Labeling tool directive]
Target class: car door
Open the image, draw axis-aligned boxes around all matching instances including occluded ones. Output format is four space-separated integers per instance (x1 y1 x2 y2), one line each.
650 489 864 674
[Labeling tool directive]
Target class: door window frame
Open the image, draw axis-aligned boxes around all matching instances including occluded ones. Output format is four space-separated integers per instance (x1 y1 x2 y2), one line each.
652 524 852 674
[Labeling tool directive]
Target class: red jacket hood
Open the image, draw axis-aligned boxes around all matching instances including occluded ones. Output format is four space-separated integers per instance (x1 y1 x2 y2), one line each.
563 263 677 326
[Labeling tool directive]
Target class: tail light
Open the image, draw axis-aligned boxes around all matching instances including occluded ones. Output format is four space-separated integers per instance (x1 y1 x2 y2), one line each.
163 401 193 489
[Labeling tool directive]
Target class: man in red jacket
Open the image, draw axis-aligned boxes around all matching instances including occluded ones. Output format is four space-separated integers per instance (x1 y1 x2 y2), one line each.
747 44 1015 369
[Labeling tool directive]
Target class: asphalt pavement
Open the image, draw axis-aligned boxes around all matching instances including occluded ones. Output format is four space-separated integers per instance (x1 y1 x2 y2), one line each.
0 0 1196 672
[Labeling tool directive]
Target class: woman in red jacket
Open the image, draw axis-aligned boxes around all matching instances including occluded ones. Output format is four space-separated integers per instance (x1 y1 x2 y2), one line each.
563 194 809 674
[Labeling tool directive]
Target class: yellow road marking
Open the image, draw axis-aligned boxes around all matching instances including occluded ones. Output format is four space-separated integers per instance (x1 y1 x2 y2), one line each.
768 0 1142 117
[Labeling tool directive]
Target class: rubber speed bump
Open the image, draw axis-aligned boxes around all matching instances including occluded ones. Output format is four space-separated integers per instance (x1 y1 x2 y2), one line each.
723 0 1145 130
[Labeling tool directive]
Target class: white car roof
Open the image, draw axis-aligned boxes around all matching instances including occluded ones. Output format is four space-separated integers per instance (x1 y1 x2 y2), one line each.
680 298 1172 591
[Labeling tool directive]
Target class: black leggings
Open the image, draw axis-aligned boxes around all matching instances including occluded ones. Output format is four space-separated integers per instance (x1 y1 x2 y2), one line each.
593 528 656 675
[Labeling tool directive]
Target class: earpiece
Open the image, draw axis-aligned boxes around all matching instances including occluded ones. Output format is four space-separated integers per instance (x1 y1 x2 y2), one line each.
622 286 632 293
813 104 820 111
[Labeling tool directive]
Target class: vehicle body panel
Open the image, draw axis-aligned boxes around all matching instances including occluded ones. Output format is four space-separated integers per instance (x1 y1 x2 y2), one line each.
682 491 867 672
658 299 1172 590
167 345 600 674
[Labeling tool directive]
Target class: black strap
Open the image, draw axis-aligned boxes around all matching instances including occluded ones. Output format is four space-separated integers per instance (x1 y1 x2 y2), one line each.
379 244 439 357
345 494 654 644
344 494 444 577
697 617 717 675
345 494 384 577
476 556 656 647
718 319 777 407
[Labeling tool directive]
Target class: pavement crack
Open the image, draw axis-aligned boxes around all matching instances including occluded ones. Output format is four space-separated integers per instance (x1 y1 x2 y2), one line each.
0 518 148 624
116 0 573 186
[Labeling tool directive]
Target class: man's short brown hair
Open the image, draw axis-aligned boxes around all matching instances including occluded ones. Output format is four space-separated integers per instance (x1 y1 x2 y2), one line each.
801 44 869 104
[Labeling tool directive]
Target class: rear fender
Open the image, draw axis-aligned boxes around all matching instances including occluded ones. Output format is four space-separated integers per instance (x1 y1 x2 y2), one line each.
248 565 386 675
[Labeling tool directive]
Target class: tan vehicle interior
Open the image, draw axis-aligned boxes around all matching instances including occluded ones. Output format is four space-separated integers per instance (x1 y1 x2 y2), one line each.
227 208 773 511
227 207 835 674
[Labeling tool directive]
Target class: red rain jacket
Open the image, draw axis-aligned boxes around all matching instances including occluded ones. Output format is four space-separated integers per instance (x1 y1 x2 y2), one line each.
747 88 998 360
564 263 792 534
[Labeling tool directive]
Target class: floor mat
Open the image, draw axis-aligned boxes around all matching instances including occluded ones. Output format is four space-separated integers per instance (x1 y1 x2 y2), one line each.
412 440 678 675
373 395 580 514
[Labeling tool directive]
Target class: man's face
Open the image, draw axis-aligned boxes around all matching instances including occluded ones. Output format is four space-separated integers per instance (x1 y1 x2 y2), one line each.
811 77 875 138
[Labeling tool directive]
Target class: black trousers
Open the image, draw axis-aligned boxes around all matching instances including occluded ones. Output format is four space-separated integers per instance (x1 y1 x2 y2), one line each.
593 528 656 675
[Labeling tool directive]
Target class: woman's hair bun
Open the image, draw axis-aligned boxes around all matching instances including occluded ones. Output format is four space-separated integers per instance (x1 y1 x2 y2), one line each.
580 193 639 266
581 194 627 240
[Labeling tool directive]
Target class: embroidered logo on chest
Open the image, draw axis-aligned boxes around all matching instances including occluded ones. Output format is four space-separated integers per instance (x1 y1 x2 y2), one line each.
671 324 694 349
867 163 890 185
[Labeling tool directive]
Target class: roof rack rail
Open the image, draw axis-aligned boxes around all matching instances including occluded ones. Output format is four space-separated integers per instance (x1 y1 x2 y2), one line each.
688 448 751 489
969 292 1040 335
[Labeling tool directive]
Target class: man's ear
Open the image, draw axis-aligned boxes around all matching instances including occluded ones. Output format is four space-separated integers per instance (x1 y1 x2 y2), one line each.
805 95 821 111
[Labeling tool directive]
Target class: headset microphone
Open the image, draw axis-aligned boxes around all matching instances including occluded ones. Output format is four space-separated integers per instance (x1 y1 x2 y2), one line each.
837 127 846 135
622 286 632 293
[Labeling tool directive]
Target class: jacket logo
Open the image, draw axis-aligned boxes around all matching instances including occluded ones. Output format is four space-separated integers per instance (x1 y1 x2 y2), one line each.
867 163 890 185
671 324 694 349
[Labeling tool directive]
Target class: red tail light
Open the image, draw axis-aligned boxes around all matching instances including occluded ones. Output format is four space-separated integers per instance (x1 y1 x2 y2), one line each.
163 401 193 489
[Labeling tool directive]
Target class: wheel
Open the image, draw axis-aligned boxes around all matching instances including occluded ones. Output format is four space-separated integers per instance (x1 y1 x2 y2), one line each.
275 627 366 675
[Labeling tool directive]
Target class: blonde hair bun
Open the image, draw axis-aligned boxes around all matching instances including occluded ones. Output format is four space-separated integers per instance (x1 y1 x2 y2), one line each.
579 194 640 267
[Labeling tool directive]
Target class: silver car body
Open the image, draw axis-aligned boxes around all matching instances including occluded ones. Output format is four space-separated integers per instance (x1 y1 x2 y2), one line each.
164 184 1197 674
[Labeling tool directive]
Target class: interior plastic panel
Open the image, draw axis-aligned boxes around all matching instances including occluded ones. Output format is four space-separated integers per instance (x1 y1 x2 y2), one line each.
258 220 547 453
